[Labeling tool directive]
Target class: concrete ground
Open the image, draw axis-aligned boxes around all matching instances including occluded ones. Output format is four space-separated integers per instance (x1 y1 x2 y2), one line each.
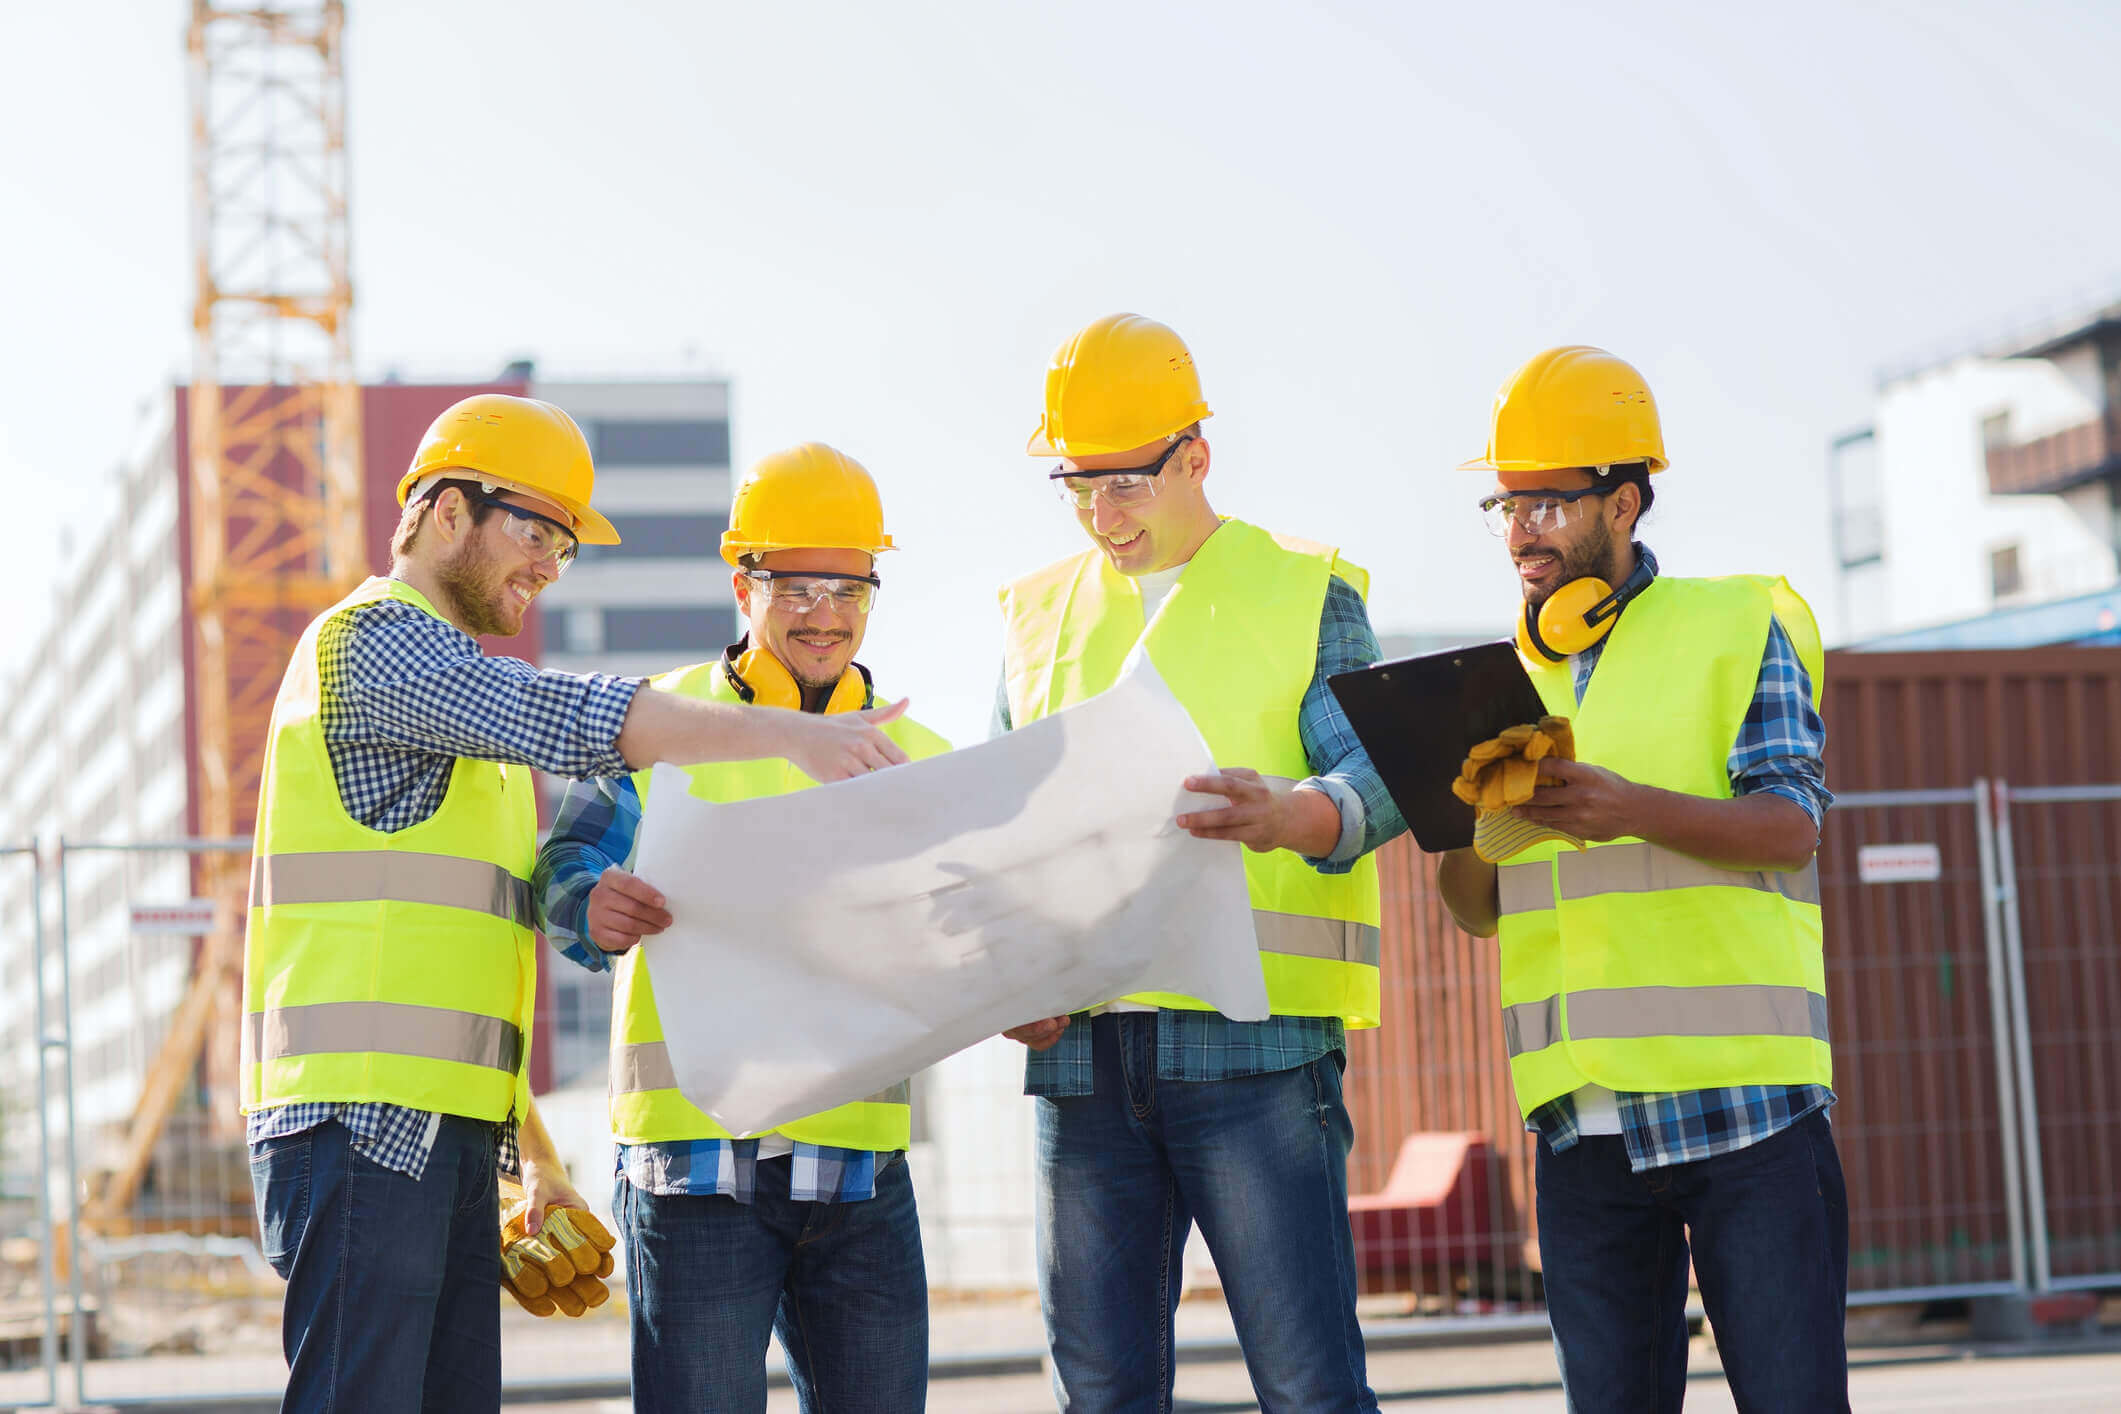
7 1295 2118 1411
517 1342 2121 1413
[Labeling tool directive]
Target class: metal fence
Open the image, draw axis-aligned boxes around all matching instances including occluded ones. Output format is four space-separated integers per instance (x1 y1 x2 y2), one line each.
1998 783 2121 1293
1344 778 2121 1317
1820 787 2025 1302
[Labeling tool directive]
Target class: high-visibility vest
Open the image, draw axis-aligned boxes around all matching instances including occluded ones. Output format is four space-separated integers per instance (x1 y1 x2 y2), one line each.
243 576 539 1123
607 657 951 1151
999 518 1383 1027
1496 573 1831 1120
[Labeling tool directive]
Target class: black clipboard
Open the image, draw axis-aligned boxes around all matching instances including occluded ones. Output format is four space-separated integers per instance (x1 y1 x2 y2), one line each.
1328 640 1550 854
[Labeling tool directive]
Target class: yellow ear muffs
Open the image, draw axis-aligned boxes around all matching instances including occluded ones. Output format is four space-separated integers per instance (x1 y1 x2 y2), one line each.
1518 576 1617 662
1515 553 1657 663
731 646 867 714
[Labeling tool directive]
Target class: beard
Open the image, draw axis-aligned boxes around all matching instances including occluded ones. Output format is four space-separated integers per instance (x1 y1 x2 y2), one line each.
1524 516 1620 609
436 536 516 638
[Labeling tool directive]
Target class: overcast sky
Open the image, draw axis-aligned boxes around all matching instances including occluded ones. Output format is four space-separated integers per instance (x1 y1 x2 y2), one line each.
8 1 2121 746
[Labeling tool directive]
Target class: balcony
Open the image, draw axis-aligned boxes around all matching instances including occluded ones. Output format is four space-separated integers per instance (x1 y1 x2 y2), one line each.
1986 415 2119 496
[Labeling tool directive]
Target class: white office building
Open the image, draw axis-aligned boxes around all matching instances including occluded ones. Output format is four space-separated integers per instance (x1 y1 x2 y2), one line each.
1831 303 2121 644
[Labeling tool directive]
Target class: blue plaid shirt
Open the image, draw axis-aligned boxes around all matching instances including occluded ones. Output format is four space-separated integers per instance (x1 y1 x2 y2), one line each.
1527 547 1837 1172
535 658 900 1205
991 572 1408 1098
247 587 643 1180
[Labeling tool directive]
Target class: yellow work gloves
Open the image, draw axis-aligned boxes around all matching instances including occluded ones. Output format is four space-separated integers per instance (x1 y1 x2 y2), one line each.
498 1189 618 1318
1450 716 1587 863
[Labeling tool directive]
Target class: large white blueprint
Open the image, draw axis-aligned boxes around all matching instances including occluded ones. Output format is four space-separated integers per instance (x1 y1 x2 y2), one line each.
629 657 1266 1137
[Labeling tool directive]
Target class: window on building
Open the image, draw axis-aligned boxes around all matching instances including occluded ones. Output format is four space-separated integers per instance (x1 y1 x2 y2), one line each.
603 607 741 654
604 513 731 558
1828 429 1882 568
1991 543 2023 599
591 419 731 466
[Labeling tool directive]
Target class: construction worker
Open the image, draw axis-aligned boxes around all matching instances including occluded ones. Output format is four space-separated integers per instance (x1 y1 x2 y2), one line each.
997 313 1405 1411
242 398 910 1414
534 443 949 1414
1436 347 1848 1413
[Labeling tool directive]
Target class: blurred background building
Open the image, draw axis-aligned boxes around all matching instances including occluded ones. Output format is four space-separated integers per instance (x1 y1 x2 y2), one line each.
1832 300 2121 648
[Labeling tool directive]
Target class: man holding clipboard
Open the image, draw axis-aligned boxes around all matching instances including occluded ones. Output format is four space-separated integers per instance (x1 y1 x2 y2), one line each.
1430 347 1848 1412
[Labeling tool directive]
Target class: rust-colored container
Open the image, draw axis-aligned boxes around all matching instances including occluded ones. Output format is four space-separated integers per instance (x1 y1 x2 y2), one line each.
1344 646 2121 1301
1830 650 2121 1286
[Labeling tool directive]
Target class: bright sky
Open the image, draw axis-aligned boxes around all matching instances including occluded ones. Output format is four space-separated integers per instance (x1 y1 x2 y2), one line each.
8 1 2121 746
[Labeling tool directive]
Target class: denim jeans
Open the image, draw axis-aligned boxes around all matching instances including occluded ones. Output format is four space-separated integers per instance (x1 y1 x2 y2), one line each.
1536 1108 1851 1414
615 1153 928 1414
248 1113 502 1413
1035 1013 1376 1413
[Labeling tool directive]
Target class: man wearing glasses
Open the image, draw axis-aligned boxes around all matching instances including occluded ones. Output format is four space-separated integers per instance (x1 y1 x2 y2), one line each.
535 443 948 1414
243 399 910 1412
1436 347 1847 1412
995 313 1405 1411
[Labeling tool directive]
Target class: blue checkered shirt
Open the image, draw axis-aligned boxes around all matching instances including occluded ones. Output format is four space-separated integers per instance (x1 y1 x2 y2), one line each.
1527 547 1837 1172
247 588 643 1180
534 667 898 1205
991 573 1408 1098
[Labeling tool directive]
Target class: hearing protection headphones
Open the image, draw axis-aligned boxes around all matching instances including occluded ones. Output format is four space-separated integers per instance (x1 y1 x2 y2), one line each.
727 644 870 714
1515 549 1656 663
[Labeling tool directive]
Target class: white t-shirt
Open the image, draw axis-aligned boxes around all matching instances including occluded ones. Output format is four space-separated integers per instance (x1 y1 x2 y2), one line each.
1570 1084 1623 1134
1135 563 1185 625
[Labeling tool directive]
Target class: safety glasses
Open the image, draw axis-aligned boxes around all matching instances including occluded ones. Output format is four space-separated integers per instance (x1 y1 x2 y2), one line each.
741 570 881 615
464 489 581 572
1479 485 1614 538
1049 436 1194 511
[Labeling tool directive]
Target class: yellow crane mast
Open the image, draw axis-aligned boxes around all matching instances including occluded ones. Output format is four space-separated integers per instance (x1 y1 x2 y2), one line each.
86 0 364 1229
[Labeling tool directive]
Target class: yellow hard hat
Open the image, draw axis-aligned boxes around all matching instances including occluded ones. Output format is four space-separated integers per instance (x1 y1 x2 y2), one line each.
397 394 620 544
720 442 896 568
1459 346 1668 476
1026 313 1214 458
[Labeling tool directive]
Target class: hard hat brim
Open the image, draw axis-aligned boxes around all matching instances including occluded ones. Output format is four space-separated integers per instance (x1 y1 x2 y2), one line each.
719 534 896 568
1025 410 1214 460
1457 455 1668 475
395 466 622 544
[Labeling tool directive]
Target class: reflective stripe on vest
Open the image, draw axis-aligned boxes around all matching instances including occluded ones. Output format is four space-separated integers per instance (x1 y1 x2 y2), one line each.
1257 910 1381 967
611 1040 909 1108
252 851 535 928
1502 984 1830 1058
248 1001 523 1074
1498 843 1820 916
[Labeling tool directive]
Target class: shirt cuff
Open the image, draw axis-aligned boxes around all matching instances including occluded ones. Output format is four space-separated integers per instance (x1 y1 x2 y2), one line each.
1295 776 1366 870
582 675 647 777
1742 777 1828 832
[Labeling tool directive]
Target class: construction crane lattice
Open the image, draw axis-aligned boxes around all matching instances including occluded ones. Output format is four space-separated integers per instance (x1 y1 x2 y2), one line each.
91 0 364 1222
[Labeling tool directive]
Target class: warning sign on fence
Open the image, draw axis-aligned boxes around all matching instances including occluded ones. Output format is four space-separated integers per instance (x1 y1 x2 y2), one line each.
1857 843 1942 884
129 900 219 934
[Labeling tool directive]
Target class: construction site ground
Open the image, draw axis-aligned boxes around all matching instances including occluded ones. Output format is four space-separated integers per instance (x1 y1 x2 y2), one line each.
2 1291 2118 1412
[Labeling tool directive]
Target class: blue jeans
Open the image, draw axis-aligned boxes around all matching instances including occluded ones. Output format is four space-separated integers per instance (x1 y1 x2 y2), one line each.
248 1113 503 1413
1536 1108 1851 1414
615 1153 928 1414
1035 1013 1375 1413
